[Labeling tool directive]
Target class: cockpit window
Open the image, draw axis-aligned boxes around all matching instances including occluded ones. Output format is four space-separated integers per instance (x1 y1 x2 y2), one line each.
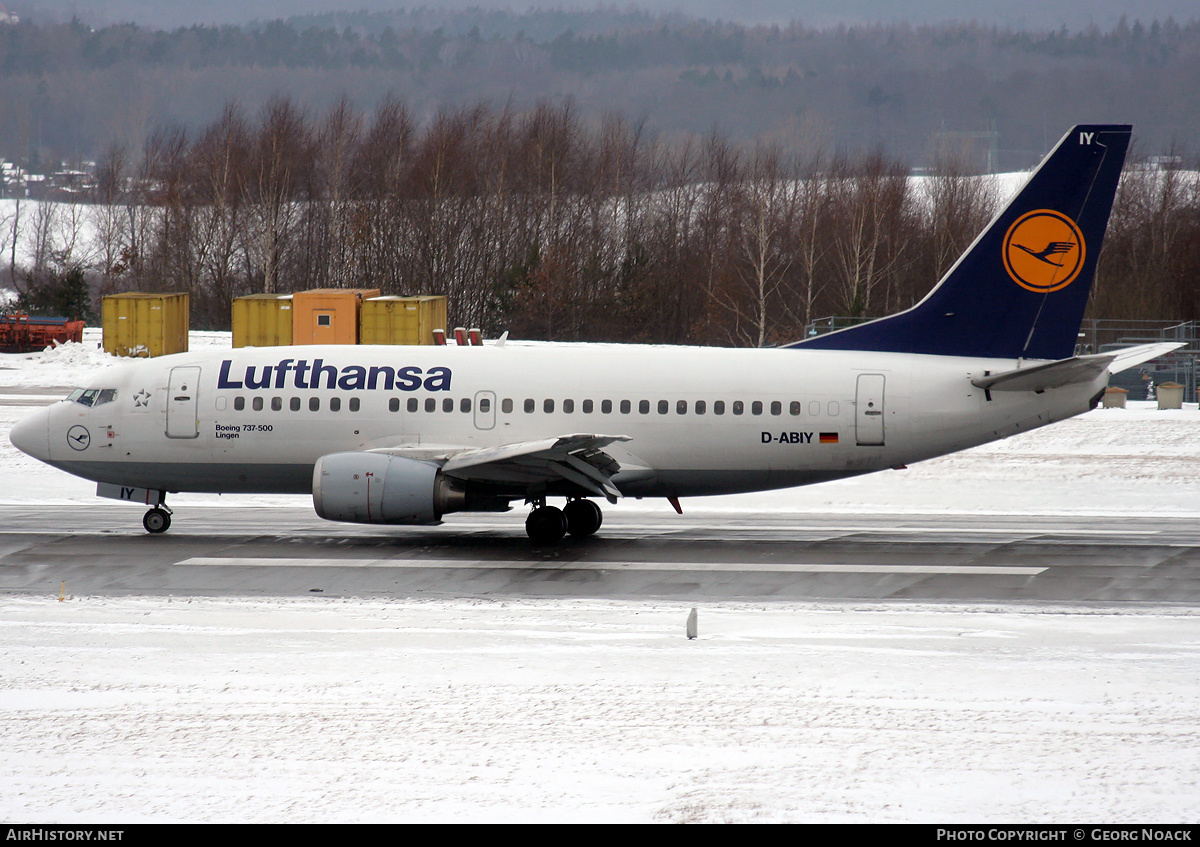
72 388 117 407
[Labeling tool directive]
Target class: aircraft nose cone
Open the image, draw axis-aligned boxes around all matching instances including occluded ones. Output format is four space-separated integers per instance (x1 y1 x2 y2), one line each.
9 406 50 462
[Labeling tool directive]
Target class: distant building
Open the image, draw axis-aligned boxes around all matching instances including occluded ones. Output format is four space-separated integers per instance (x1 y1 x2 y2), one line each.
1 161 27 198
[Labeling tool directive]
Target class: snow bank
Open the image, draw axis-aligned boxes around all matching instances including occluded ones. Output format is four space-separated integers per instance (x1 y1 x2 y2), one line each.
2 595 1198 823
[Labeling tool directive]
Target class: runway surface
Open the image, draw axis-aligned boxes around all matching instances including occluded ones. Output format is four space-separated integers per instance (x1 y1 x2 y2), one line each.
2 503 1196 602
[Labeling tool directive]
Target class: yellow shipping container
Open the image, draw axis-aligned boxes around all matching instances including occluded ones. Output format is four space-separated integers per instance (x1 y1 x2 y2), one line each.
232 294 293 348
291 288 380 345
102 292 189 357
360 295 448 345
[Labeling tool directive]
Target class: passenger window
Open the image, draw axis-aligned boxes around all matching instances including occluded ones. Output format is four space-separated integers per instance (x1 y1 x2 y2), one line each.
330 397 341 412
462 398 472 413
291 397 301 412
234 396 245 411
391 398 401 413
639 400 650 414
620 400 631 414
790 401 802 416
544 399 554 413
524 399 535 413
770 401 781 416
732 401 744 415
350 398 359 412
502 398 513 414
309 397 320 411
405 398 416 412
714 401 725 415
442 398 454 413
582 399 593 413
480 397 491 413
752 401 763 415
828 401 840 416
271 397 282 411
809 401 821 416
657 400 668 414
677 400 687 415
563 399 574 414
695 400 706 415
252 397 263 411
216 396 227 412
601 400 613 414
425 398 436 413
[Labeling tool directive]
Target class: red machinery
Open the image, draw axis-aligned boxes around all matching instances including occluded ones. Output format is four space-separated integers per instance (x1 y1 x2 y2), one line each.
0 313 86 353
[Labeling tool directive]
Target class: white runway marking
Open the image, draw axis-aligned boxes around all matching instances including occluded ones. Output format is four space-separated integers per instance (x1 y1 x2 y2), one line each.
175 556 1045 575
594 523 1157 536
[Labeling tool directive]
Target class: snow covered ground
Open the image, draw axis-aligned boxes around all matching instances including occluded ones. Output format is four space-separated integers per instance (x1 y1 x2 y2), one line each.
3 334 1200 822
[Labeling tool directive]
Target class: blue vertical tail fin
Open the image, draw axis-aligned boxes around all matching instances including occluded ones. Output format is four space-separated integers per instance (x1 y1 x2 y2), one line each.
791 124 1132 360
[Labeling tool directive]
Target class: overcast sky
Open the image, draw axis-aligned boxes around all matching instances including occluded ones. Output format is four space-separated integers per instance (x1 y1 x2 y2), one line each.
12 0 1200 31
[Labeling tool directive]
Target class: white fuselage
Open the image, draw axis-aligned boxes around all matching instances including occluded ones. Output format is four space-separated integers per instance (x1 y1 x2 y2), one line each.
17 341 1104 503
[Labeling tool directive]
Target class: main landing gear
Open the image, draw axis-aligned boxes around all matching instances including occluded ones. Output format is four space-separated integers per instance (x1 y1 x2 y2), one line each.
525 498 604 543
142 505 173 534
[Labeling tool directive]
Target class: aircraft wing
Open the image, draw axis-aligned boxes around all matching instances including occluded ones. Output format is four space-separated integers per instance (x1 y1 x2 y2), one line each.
971 343 1185 393
370 434 632 502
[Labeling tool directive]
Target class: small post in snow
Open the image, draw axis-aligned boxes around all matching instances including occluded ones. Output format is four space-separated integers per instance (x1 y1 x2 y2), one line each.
686 607 698 640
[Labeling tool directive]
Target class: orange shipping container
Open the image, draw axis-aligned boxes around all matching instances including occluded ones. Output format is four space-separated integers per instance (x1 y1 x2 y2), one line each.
291 289 380 345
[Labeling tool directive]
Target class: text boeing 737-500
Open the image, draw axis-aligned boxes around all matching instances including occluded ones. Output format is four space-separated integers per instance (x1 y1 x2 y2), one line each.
8 124 1178 542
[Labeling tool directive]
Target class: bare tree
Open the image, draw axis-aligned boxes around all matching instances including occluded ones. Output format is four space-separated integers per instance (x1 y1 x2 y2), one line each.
191 102 252 323
242 95 311 294
826 150 915 317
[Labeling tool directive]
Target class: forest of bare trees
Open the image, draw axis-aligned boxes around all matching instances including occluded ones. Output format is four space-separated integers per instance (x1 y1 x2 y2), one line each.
4 13 1200 168
5 98 1199 345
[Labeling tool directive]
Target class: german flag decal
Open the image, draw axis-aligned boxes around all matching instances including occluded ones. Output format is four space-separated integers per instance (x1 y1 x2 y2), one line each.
819 432 839 444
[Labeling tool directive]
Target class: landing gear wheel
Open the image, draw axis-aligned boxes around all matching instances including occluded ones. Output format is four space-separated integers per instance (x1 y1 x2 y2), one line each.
143 507 171 534
564 499 603 538
526 505 567 543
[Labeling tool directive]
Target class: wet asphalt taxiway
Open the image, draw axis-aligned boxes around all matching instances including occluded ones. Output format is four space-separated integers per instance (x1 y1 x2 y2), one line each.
1 504 1197 602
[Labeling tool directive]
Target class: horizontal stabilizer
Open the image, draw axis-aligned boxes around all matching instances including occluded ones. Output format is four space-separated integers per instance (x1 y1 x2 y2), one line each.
972 342 1185 392
1106 342 1185 374
972 354 1116 392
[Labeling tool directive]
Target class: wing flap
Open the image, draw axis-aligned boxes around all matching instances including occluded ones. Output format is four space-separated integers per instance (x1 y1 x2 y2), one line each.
371 433 632 501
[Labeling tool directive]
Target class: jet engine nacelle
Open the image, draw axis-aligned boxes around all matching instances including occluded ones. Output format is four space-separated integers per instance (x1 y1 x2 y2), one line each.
312 452 466 524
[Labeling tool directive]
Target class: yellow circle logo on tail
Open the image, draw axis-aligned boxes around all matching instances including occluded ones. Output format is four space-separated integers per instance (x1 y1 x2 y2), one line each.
1002 209 1086 293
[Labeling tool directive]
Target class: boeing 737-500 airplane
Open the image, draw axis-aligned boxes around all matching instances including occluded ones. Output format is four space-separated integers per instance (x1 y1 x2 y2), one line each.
8 124 1179 542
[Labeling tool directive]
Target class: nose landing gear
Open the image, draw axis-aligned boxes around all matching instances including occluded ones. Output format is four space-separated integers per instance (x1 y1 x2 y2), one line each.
142 505 173 534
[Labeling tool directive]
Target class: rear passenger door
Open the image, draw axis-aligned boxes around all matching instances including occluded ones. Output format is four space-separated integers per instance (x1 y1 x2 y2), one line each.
855 373 885 446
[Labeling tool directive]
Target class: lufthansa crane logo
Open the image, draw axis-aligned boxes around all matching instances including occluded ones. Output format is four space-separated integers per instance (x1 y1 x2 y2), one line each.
66 425 91 451
1002 209 1086 293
